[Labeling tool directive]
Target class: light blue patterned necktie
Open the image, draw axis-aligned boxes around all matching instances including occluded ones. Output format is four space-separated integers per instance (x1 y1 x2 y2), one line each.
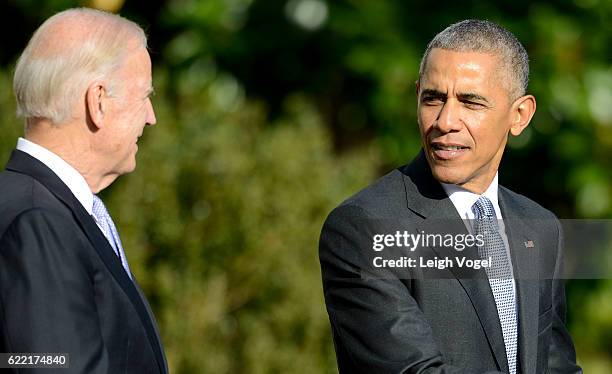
473 196 517 374
92 195 132 279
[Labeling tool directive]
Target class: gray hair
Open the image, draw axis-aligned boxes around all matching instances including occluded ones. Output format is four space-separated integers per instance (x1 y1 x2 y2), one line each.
13 8 147 124
419 19 529 99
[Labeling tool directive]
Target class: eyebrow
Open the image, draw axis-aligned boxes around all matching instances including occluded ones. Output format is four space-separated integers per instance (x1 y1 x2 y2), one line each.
420 89 446 100
420 88 491 105
457 92 489 104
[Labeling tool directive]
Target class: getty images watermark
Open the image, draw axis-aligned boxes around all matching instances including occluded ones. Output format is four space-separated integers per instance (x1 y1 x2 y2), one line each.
371 231 490 270
359 219 612 280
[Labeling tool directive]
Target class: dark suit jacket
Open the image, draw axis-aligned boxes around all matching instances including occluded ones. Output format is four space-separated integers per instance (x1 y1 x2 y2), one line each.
0 150 168 374
319 151 581 374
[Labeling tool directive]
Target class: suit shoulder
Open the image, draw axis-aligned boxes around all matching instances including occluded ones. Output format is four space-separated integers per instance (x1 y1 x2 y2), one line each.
0 170 63 209
0 170 71 234
334 167 407 215
499 185 558 220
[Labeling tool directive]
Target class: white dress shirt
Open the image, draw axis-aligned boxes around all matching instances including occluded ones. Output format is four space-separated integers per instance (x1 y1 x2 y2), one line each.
16 137 94 215
440 174 516 288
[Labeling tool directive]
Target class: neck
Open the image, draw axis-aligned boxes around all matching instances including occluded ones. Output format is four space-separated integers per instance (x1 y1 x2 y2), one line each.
457 173 496 195
25 119 114 193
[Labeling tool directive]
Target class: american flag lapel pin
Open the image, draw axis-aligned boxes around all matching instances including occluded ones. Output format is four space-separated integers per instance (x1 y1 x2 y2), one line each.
524 240 534 248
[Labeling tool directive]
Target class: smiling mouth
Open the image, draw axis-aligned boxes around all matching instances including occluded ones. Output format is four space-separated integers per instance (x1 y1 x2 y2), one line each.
432 145 468 150
430 143 469 160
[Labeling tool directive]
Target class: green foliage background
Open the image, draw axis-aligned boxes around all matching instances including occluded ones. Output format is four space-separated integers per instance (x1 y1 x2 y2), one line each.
0 0 610 372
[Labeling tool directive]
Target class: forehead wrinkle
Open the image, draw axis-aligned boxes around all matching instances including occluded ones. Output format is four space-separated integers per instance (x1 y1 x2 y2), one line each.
424 52 500 96
110 47 152 98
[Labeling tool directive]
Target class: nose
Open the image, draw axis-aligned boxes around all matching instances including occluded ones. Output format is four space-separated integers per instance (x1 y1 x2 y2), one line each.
146 98 157 126
434 98 462 133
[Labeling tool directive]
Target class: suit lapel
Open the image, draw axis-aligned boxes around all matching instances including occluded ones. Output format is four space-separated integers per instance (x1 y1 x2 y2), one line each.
400 151 509 373
132 279 169 373
499 188 540 374
6 150 167 374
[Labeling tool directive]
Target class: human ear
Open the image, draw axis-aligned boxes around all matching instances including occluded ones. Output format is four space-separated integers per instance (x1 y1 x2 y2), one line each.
85 81 108 129
509 94 536 136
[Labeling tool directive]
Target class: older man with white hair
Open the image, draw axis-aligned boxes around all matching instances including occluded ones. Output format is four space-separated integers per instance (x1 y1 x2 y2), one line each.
0 8 167 373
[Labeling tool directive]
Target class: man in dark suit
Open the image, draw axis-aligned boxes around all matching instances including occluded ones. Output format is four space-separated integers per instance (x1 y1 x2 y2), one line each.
0 8 167 373
319 20 581 373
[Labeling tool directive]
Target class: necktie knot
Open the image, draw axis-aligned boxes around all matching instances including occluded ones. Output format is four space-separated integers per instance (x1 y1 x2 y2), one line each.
473 196 496 219
92 195 110 221
91 195 132 279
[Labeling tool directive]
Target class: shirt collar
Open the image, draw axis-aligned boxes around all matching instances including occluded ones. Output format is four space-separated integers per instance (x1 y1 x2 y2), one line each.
440 173 502 219
17 137 94 214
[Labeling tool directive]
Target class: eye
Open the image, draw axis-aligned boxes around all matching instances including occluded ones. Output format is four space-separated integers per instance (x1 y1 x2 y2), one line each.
145 88 155 100
462 101 485 110
422 96 444 106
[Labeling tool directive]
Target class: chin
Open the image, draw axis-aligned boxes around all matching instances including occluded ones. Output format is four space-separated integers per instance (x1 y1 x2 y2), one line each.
429 164 468 185
119 159 137 175
125 162 137 173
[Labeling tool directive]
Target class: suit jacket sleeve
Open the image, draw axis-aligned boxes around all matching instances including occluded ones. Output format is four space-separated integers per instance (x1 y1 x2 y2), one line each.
0 208 109 374
319 204 504 374
547 220 582 373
